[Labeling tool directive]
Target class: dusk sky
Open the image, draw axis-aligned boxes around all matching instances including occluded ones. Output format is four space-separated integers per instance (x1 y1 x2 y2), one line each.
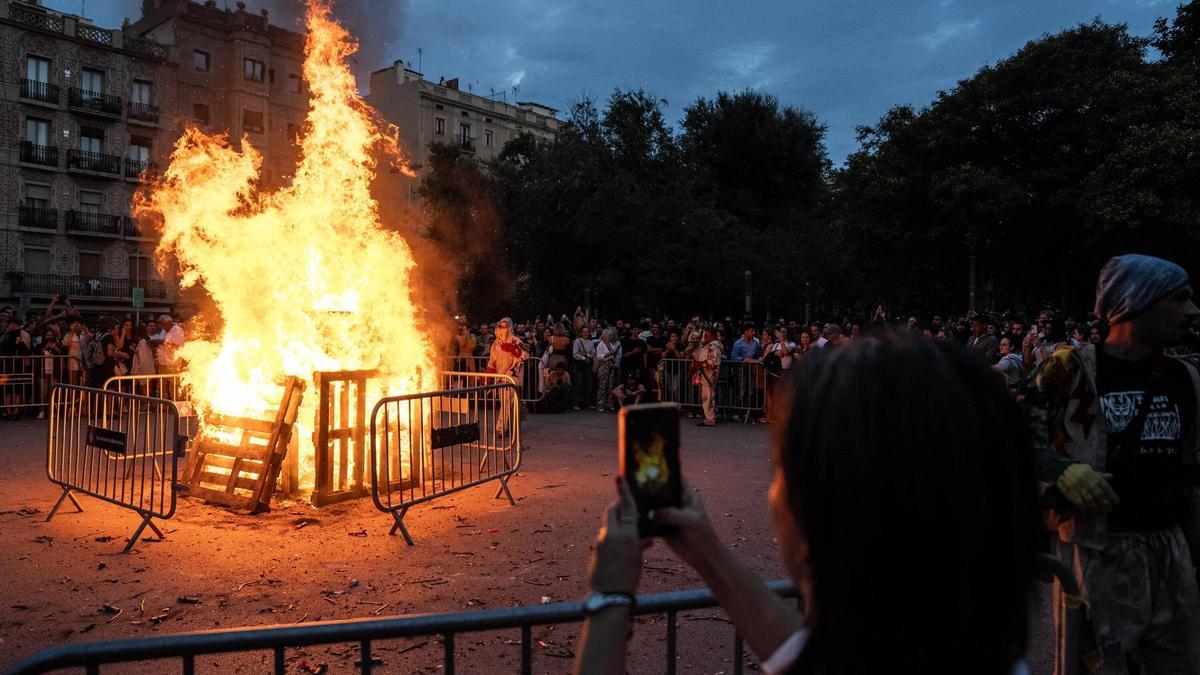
48 0 1179 165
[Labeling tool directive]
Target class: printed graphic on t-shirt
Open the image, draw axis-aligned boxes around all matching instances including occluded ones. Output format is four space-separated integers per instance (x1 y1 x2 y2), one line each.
1099 390 1181 453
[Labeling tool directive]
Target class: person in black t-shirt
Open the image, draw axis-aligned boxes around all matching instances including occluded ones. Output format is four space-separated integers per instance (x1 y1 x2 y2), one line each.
1028 254 1200 673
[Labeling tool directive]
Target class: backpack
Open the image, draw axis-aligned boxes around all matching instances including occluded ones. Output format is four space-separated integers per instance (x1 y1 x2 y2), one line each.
83 335 106 366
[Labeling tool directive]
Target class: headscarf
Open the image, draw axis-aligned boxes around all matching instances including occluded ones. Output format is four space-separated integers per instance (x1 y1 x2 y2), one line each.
1094 254 1189 324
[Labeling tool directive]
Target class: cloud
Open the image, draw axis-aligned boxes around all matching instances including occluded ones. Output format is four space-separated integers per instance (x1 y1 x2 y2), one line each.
919 18 981 50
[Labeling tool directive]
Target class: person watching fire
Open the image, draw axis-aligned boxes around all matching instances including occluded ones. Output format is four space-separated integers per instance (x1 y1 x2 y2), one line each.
487 317 529 434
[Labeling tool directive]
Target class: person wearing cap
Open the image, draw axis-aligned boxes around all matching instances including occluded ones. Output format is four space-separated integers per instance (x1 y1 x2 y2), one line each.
1025 254 1200 672
152 314 185 375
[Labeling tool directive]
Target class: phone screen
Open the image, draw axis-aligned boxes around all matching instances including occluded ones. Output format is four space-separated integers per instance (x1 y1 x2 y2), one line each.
618 403 682 537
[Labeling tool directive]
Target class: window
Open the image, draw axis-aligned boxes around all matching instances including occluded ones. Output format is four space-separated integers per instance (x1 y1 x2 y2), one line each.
243 58 264 82
459 123 471 145
287 73 301 94
193 50 210 71
26 55 50 83
128 255 156 283
79 190 102 214
243 109 264 133
78 252 101 278
25 117 50 146
25 183 51 209
129 136 151 162
484 129 494 147
24 247 51 274
268 68 275 84
193 103 210 124
79 127 104 153
286 122 299 143
81 68 104 96
435 117 445 135
131 80 152 105
461 111 469 117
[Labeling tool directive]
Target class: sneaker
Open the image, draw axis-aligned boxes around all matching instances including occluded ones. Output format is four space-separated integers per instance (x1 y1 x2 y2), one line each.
37 411 45 420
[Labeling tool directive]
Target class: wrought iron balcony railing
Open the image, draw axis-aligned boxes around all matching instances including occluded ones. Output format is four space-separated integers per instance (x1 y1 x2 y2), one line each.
68 87 122 117
20 142 59 168
68 149 122 175
20 79 59 104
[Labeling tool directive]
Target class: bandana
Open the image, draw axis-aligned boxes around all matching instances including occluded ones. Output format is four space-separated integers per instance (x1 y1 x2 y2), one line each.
1095 254 1189 324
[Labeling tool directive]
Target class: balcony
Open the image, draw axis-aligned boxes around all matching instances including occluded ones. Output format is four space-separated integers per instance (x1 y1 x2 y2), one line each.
20 79 59 105
124 37 169 62
65 210 124 236
127 101 160 125
20 142 59 168
68 87 122 118
9 3 65 32
68 149 122 176
123 217 152 239
124 158 158 181
18 205 57 230
8 273 175 302
459 138 476 153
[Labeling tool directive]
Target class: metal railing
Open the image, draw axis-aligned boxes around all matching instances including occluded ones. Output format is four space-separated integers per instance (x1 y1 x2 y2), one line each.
67 87 122 117
657 358 766 420
441 355 544 403
0 354 73 411
370 380 521 545
8 273 175 300
18 204 57 229
66 209 124 236
45 384 183 552
7 580 799 675
19 141 58 167
6 553 1082 675
68 148 122 175
20 78 59 104
103 373 195 440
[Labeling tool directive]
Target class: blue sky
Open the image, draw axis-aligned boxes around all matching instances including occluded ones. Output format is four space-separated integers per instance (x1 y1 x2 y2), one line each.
49 0 1180 165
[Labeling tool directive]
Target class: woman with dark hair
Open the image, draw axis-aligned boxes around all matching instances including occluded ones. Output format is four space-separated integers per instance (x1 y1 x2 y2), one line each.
573 333 1041 674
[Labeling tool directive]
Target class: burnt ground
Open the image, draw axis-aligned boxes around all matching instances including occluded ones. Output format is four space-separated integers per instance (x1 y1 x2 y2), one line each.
0 411 1054 674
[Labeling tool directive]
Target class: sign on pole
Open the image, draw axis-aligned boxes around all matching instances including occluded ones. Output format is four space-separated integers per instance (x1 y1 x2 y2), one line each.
132 287 145 308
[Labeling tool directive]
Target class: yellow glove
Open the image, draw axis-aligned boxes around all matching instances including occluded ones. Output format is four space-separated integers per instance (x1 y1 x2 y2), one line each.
1056 463 1120 514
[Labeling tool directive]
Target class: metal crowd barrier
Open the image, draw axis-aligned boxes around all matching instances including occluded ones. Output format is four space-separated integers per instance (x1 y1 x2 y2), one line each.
0 354 74 412
442 355 545 404
657 358 766 420
6 580 798 675
45 384 184 552
5 554 1080 675
369 380 522 545
103 373 196 440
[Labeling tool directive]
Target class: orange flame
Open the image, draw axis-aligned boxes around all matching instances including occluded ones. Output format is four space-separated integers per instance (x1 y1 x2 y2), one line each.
136 1 436 488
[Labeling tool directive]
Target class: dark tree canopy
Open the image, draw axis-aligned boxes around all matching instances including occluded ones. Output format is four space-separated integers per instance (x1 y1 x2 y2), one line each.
417 2 1200 321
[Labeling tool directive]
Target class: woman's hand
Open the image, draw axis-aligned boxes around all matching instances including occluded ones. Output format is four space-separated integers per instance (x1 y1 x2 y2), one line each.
650 480 719 570
586 477 645 594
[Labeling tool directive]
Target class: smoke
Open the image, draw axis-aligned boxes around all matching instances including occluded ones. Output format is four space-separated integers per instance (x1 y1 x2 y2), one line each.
253 0 409 88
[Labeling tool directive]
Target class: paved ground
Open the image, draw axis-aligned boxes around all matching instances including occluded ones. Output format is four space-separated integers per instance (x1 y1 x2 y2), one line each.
0 409 1054 673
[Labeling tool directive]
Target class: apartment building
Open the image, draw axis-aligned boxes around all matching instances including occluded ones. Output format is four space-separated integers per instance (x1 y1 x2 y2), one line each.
0 0 309 316
367 61 559 198
0 0 177 316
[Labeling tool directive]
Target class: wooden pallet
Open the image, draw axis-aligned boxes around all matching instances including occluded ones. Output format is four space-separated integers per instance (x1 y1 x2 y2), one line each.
183 376 306 513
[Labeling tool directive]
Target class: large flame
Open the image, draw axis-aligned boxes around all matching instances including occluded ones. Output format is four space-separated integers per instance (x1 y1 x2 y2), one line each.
136 1 436 488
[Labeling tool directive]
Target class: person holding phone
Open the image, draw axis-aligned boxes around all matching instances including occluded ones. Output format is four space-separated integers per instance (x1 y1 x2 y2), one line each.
574 334 1040 675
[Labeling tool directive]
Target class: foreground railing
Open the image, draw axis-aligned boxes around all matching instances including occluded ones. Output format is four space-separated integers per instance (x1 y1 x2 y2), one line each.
5 554 1081 675
6 580 798 675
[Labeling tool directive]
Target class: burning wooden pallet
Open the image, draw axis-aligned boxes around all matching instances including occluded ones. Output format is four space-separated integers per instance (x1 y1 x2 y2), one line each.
183 376 306 513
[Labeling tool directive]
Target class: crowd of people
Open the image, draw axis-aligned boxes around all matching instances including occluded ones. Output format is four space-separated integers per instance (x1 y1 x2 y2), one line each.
0 295 184 419
573 253 1200 674
444 304 1123 426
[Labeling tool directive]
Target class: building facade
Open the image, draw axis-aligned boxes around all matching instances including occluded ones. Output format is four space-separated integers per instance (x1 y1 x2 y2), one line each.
0 0 307 318
0 0 177 316
367 61 559 199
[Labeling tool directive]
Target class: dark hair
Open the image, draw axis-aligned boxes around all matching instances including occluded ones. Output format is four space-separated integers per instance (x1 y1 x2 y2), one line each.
742 321 756 331
776 333 1038 674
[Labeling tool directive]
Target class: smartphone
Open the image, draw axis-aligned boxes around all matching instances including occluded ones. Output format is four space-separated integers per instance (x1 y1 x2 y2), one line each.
618 402 683 537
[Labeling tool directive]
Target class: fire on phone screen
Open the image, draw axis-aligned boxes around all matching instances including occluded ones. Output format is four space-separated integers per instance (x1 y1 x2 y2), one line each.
618 403 682 537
